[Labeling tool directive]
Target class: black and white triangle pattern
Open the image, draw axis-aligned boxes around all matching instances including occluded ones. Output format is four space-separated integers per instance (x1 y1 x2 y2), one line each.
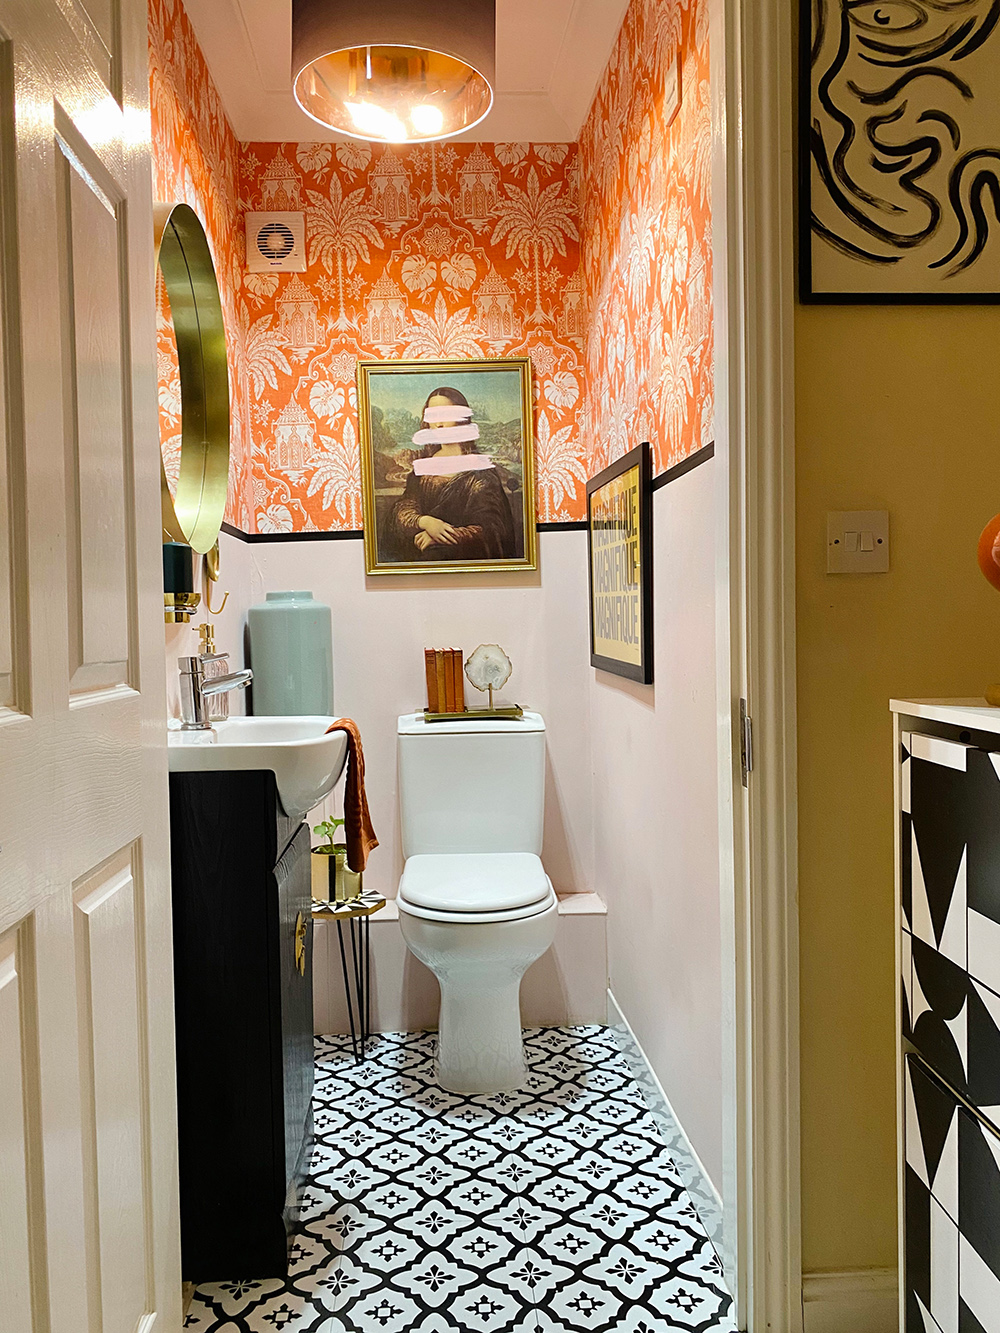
905 1057 1000 1333
901 735 1000 1127
183 1026 735 1333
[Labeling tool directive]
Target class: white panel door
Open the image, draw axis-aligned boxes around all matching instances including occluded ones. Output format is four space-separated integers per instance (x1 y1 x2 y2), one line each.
0 0 180 1330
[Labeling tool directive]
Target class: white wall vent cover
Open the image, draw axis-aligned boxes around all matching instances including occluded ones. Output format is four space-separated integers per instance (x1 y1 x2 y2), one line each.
245 212 306 272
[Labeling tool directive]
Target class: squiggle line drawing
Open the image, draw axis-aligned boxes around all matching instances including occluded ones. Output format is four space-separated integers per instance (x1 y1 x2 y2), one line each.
809 0 1000 279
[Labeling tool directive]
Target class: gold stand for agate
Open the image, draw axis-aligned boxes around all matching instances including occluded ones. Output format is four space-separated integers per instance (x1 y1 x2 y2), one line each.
424 688 524 723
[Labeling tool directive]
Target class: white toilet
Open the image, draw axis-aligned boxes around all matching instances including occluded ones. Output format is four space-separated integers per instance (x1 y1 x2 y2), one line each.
396 710 557 1094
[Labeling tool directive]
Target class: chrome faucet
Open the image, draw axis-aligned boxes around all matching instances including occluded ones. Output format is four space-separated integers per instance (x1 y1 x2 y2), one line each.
178 656 253 730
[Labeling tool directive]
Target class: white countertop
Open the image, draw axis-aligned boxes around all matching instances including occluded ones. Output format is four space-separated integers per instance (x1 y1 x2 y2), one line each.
890 698 1000 734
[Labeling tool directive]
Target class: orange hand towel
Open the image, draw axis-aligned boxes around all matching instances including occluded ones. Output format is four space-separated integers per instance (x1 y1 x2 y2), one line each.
324 719 379 872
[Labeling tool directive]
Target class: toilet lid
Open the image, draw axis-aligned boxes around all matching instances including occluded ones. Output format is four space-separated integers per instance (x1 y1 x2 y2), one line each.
399 853 550 914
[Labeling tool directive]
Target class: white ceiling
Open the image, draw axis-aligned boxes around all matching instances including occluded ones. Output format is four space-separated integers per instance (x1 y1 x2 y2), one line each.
180 0 628 143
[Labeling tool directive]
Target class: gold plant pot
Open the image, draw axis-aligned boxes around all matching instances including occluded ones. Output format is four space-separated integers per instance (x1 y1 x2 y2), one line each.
311 845 362 903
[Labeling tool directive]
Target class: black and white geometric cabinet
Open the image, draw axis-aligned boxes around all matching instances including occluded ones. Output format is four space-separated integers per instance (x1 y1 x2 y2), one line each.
893 700 1000 1333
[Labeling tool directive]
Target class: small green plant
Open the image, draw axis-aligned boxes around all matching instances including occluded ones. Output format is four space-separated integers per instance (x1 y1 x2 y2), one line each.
313 817 345 852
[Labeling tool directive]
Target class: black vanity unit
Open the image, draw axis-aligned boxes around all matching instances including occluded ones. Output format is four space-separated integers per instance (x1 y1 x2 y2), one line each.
169 769 313 1280
893 701 1000 1333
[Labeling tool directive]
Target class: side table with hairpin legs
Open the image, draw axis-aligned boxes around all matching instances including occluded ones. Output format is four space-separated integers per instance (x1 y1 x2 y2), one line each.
312 891 385 1062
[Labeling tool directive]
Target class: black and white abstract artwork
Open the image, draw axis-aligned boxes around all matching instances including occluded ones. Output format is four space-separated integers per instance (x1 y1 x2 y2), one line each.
803 0 1000 300
905 1057 1000 1332
900 733 1000 1125
900 732 1000 1332
182 1026 736 1333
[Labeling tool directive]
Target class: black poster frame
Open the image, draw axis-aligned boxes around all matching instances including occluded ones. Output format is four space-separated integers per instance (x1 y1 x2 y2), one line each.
586 440 654 685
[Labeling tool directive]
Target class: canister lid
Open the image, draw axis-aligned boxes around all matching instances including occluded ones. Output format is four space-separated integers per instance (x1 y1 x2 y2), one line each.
397 710 545 735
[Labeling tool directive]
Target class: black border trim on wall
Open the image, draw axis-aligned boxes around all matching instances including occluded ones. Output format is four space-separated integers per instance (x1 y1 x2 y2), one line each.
650 440 714 492
219 443 715 544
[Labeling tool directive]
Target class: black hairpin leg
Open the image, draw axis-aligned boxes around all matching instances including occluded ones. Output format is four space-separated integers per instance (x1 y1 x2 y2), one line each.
336 913 372 1064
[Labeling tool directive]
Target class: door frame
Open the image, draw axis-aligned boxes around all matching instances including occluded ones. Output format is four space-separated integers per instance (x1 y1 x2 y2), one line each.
713 0 801 1326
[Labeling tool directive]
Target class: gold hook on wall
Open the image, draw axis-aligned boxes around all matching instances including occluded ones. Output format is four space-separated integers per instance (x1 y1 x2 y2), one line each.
204 541 230 615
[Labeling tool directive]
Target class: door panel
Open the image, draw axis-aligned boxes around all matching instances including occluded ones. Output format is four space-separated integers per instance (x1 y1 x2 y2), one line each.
58 135 130 696
0 926 35 1330
0 0 180 1328
74 848 151 1333
54 0 119 99
0 40 24 719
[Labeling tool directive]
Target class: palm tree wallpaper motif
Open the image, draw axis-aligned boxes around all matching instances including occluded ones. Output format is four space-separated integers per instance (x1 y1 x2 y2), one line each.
492 168 581 325
306 178 383 333
149 0 712 535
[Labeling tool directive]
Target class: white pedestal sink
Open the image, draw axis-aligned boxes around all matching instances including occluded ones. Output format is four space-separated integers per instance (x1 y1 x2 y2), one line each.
167 716 349 819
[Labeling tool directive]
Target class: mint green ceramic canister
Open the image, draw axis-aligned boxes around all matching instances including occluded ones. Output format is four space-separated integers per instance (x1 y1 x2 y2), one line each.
247 590 334 716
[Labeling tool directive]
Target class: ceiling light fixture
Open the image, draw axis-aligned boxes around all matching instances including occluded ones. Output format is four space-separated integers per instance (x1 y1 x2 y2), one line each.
292 0 496 145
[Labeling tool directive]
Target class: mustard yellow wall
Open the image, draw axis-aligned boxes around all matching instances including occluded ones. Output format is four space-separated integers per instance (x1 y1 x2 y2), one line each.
796 302 1000 1272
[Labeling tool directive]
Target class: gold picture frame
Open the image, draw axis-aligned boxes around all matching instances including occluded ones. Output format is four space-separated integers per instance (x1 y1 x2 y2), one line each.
357 357 537 576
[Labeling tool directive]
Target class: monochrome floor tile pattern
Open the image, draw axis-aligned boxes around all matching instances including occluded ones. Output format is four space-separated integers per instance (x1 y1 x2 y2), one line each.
184 1026 736 1333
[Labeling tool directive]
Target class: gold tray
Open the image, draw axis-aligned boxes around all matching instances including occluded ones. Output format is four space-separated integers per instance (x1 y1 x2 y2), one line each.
423 705 524 723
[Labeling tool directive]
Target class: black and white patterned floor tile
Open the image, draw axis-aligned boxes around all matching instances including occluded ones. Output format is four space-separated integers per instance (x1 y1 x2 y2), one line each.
184 1026 736 1333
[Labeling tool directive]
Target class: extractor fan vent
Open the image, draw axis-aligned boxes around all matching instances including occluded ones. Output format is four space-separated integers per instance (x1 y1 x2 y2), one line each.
245 212 306 272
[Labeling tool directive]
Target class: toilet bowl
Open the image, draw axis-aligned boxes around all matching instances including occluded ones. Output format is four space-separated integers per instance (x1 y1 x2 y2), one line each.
395 712 556 1094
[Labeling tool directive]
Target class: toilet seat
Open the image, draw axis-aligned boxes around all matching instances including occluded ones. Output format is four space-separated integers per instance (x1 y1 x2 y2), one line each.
398 852 554 924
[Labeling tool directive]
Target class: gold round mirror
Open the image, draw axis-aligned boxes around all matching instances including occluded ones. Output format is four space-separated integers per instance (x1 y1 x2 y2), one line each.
155 203 230 555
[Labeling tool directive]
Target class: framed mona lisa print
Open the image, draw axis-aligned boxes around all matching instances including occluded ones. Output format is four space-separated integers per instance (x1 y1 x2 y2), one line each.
357 357 538 575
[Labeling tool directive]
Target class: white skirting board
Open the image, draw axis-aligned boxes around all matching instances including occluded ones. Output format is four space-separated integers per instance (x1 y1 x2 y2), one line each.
313 892 608 1036
801 1269 898 1333
606 989 724 1253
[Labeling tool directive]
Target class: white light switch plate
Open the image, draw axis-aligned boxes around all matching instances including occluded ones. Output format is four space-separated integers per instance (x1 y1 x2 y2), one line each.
827 510 889 574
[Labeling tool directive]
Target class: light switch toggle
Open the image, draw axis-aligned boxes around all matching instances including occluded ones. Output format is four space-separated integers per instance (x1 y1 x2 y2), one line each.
827 510 889 574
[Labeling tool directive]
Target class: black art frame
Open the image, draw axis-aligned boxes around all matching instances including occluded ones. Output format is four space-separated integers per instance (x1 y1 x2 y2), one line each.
800 0 1000 304
586 441 653 685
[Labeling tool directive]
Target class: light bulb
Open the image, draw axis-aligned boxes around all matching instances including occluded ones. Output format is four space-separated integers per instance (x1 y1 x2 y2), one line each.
410 103 444 135
344 101 407 142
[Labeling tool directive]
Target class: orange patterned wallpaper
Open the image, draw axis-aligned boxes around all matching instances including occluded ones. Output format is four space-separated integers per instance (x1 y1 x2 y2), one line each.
149 0 252 530
148 0 712 534
579 0 713 478
239 141 585 531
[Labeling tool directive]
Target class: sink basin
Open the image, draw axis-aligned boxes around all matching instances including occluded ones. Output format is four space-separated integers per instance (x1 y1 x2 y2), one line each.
167 716 349 819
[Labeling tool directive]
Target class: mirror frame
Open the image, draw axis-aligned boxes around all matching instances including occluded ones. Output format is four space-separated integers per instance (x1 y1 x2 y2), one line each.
155 202 230 555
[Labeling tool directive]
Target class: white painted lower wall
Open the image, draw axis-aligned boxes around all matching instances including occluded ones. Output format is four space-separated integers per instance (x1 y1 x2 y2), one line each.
313 892 608 1035
589 463 723 1191
608 988 723 1252
801 1269 898 1333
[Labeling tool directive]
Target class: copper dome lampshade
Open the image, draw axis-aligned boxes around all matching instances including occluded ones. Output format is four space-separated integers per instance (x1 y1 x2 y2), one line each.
292 0 496 144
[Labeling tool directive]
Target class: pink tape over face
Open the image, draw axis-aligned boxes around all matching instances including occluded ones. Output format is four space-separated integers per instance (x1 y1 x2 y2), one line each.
411 424 481 446
412 454 495 476
423 405 473 423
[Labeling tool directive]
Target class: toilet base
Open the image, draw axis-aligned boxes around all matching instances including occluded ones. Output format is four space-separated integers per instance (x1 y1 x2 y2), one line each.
437 978 528 1094
398 901 557 1096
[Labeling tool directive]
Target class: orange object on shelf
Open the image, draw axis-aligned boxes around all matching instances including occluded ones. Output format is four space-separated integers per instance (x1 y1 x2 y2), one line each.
978 513 1000 592
453 649 466 711
443 649 456 712
423 646 469 715
435 650 447 712
424 648 438 711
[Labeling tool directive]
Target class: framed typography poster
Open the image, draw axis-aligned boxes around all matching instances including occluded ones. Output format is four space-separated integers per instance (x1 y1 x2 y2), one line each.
586 441 653 684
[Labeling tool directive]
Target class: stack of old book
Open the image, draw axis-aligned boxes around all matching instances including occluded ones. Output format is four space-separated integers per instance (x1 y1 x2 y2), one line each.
424 648 466 714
